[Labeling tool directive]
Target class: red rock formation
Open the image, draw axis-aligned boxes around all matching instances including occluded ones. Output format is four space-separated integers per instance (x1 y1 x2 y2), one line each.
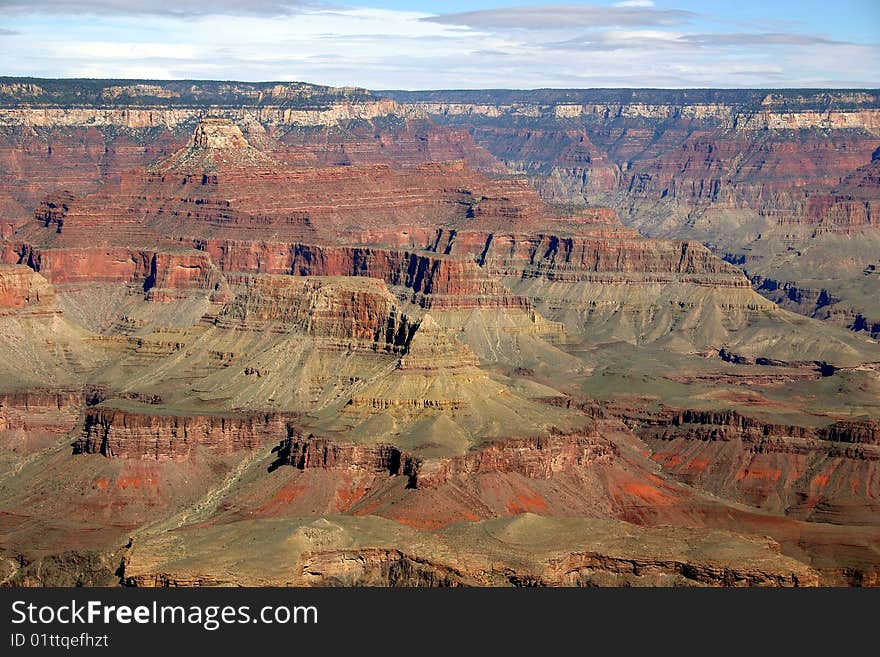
0 264 55 310
471 232 749 286
0 387 96 433
272 435 420 480
6 244 228 301
75 408 293 459
637 408 880 524
2 116 751 318
0 125 182 231
277 120 505 173
766 158 880 230
270 428 616 490
414 430 617 489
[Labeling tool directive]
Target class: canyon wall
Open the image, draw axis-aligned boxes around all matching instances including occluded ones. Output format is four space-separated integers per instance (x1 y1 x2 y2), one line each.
75 407 293 459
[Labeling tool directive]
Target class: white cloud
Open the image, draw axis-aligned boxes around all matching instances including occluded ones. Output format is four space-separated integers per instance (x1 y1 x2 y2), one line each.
0 4 876 88
0 1 310 17
422 4 695 29
615 1 655 7
50 41 204 60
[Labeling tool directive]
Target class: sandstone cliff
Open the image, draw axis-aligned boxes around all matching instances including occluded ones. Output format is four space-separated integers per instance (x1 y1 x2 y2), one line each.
75 407 292 459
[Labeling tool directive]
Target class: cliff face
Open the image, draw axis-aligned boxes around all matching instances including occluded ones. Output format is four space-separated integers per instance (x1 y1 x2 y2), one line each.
8 244 227 302
271 428 616 490
637 408 880 525
75 407 292 459
384 89 880 133
4 116 875 365
4 117 757 329
0 101 405 130
0 387 92 434
474 232 749 286
217 275 416 350
0 264 55 311
278 119 504 173
271 435 420 480
414 430 617 489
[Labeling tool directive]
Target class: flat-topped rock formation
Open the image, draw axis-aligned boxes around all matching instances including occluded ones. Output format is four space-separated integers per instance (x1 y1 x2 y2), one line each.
75 407 294 459
157 117 277 171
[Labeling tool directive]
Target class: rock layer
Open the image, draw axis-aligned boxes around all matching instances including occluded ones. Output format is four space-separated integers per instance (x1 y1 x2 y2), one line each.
75 408 292 459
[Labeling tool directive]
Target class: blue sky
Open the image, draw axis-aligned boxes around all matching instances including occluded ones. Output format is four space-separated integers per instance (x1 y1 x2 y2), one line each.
1 1 878 88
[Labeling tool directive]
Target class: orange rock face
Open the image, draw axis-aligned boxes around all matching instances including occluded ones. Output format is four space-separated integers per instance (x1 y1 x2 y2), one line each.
4 118 744 311
0 264 54 309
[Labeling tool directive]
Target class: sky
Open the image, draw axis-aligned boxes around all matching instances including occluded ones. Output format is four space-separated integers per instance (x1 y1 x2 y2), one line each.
0 1 878 89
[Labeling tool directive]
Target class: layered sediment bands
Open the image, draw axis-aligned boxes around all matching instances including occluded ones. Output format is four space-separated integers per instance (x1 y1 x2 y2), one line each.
387 89 880 340
643 408 880 447
0 86 403 129
2 550 123 587
121 574 226 587
75 408 292 459
145 252 229 302
8 121 608 252
397 315 480 371
750 274 880 339
616 132 880 209
277 120 505 173
638 408 880 523
781 195 879 229
299 547 812 587
542 552 813 587
285 245 525 306
4 115 760 322
0 264 55 311
465 127 619 184
2 83 879 587
414 430 617 489
202 242 530 310
218 275 416 349
0 388 96 413
0 387 97 433
475 233 749 286
386 88 880 132
20 158 539 247
271 436 420 480
9 245 152 284
753 159 880 231
8 244 225 299
158 117 276 171
0 126 183 227
0 101 405 129
270 429 615 489
751 276 839 313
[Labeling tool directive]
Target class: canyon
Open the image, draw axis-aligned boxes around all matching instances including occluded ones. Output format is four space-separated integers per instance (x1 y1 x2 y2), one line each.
385 88 880 339
0 79 878 587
